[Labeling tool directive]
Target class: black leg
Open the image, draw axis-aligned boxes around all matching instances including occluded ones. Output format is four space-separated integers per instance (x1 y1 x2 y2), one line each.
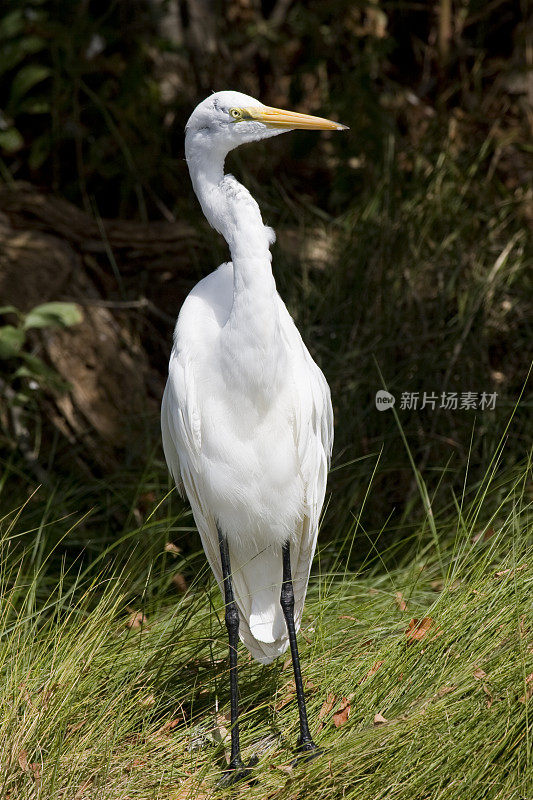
280 542 321 761
217 527 256 785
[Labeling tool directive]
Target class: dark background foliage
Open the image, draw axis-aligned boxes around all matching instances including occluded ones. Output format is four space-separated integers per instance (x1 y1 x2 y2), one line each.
0 0 531 561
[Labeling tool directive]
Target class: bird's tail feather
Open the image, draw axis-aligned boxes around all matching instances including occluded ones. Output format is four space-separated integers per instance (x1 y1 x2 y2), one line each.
196 514 315 665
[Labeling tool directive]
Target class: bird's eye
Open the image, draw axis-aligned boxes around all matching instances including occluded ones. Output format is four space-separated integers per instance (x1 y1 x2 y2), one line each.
229 108 243 121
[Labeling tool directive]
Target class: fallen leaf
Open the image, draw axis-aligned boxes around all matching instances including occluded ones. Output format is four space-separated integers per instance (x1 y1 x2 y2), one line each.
155 718 181 736
40 682 61 710
473 668 487 680
67 720 86 734
495 564 528 578
318 693 337 720
430 579 460 591
124 758 147 773
139 693 156 707
140 490 156 503
395 592 407 611
360 660 383 683
18 754 41 784
368 588 379 595
275 679 296 711
164 542 181 556
405 617 434 643
472 527 495 544
275 764 294 775
332 696 352 728
339 615 359 621
437 685 455 697
30 762 41 784
373 712 388 725
126 610 149 630
172 573 188 593
518 672 533 704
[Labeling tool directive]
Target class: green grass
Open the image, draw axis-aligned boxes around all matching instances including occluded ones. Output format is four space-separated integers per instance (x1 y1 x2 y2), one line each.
1 454 531 800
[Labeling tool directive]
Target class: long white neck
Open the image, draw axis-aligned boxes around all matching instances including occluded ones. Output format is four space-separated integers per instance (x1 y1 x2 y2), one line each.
185 135 274 270
185 134 285 395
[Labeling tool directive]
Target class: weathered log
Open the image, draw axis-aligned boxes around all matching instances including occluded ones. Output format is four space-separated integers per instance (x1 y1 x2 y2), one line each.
0 181 208 272
0 183 193 476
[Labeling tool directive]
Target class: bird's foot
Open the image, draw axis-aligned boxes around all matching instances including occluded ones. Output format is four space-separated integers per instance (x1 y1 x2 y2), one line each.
218 755 258 787
291 738 323 767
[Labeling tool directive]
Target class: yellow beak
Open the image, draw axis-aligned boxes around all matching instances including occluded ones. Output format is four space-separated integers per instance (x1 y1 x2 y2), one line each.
243 105 348 131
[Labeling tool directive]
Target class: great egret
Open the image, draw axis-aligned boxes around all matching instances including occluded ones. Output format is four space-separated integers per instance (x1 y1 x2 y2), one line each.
161 90 346 783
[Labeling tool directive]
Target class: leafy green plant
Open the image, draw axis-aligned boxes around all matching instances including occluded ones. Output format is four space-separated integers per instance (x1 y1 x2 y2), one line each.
0 301 82 478
0 301 82 387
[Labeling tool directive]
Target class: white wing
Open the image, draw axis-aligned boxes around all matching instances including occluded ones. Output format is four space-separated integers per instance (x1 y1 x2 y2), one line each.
161 265 333 664
277 297 333 632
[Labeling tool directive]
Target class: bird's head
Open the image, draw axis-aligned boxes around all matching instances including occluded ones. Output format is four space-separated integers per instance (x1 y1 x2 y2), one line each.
185 90 347 153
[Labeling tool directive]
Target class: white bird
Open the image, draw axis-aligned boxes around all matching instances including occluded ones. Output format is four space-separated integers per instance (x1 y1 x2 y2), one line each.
161 90 346 782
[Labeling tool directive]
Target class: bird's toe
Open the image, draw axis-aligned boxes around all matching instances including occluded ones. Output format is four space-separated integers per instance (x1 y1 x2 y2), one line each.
217 755 258 787
291 739 323 767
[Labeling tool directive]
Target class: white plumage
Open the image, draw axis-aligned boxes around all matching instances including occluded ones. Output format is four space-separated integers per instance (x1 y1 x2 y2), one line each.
161 91 338 664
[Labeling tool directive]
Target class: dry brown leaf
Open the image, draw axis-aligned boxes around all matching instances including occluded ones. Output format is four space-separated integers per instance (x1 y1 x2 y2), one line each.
495 564 527 578
332 696 351 728
275 764 294 775
30 762 41 784
172 573 188 593
519 672 533 704
368 588 379 595
472 527 495 543
275 679 296 711
67 719 86 734
483 683 494 709
318 692 337 720
40 682 61 709
124 758 147 773
395 592 407 611
430 579 460 591
373 712 388 725
339 615 359 621
164 542 181 556
138 491 156 507
18 752 40 784
405 617 434 643
437 685 455 697
473 668 487 680
155 718 181 736
126 610 149 630
360 660 383 683
139 693 156 707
